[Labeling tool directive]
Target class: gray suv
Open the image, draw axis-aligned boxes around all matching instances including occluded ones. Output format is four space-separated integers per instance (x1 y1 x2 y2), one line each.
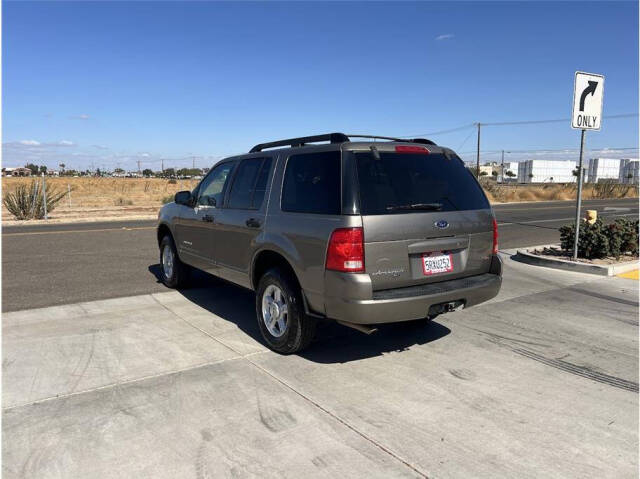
157 133 502 353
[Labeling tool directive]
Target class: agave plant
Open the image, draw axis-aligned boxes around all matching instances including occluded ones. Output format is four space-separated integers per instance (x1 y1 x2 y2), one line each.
3 180 68 220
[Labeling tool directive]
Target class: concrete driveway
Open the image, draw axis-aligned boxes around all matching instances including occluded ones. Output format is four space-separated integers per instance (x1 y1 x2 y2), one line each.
3 253 638 478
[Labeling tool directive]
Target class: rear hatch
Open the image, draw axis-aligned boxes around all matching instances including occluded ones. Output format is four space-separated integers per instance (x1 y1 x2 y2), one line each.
349 144 494 291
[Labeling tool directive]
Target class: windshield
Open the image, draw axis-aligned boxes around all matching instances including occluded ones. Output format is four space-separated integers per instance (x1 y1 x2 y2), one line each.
354 151 490 215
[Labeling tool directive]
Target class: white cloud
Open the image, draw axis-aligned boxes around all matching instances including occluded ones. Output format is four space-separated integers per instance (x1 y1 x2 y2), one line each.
70 114 90 120
20 140 41 146
435 33 455 41
58 140 75 146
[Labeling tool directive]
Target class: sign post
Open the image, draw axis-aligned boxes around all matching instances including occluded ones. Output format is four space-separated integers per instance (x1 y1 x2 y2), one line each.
571 71 604 260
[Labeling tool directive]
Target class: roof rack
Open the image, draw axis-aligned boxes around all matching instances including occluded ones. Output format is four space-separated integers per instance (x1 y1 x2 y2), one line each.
345 134 436 146
249 133 349 153
249 132 436 153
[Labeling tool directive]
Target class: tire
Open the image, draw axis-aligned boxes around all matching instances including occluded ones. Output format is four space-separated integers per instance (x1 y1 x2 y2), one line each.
159 235 190 288
255 268 316 354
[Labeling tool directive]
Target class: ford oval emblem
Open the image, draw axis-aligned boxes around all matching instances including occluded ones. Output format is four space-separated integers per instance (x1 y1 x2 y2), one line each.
435 220 449 229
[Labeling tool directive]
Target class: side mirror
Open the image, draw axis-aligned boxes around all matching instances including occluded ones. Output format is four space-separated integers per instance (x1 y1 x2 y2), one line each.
174 191 193 206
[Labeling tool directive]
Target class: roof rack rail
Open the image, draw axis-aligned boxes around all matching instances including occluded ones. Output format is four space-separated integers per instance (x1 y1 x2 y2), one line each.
249 132 436 153
345 134 436 146
249 133 349 153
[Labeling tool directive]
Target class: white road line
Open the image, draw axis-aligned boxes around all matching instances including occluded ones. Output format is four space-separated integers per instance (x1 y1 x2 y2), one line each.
2 226 155 237
498 212 638 226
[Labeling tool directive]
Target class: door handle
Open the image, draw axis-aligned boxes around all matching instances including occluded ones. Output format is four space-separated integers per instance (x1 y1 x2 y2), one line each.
246 218 261 228
202 214 214 223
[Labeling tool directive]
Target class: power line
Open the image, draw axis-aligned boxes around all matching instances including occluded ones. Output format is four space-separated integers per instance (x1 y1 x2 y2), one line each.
397 113 637 138
481 113 637 127
459 146 639 155
457 128 476 151
398 123 475 138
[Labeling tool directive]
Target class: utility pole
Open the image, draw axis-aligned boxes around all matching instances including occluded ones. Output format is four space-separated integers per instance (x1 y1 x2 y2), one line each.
192 156 195 169
572 129 586 260
475 122 481 178
137 160 141 176
161 158 164 176
500 150 504 184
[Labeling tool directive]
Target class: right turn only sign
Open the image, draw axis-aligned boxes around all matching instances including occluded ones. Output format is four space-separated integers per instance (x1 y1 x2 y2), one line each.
572 71 604 130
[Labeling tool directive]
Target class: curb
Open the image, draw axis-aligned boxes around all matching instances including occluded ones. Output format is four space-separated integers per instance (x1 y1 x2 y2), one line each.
514 246 639 276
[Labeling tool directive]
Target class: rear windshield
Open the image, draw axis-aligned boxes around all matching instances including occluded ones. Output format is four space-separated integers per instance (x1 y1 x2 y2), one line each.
355 152 489 215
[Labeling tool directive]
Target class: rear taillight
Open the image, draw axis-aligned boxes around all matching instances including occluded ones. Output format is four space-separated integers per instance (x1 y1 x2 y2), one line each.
395 145 430 154
492 218 499 254
326 227 365 273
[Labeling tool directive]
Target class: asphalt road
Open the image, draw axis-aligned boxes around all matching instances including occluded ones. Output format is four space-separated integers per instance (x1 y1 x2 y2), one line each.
2 197 638 312
3 252 638 477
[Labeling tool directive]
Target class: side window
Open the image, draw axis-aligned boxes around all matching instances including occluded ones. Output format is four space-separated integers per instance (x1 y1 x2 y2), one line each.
251 158 272 209
227 157 272 210
197 162 233 207
281 151 341 215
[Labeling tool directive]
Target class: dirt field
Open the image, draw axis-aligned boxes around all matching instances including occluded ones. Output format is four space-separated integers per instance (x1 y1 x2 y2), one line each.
1 176 638 223
2 177 199 223
480 181 638 203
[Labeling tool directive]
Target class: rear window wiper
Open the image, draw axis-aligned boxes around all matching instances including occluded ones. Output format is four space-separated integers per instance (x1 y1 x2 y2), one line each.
386 203 443 211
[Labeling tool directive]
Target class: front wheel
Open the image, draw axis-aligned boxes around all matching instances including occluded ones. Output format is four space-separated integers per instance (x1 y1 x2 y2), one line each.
255 268 316 354
159 235 190 288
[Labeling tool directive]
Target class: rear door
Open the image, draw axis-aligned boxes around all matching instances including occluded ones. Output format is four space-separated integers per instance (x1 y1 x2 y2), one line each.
351 146 494 291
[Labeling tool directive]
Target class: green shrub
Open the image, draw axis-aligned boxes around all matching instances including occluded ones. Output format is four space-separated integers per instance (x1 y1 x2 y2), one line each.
560 219 609 259
161 194 174 204
560 218 639 259
167 178 177 185
3 180 67 220
614 218 639 256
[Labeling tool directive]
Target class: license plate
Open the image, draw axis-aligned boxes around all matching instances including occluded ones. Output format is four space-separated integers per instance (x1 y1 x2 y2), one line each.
422 253 453 275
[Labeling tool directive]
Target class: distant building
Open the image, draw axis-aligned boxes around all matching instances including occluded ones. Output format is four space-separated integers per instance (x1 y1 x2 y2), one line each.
2 167 32 177
478 165 493 177
498 161 518 182
619 159 639 185
517 160 577 183
586 158 639 184
587 158 623 183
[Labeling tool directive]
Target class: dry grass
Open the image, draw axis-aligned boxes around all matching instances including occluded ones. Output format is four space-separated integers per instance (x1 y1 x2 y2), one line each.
481 182 638 203
1 177 637 222
2 177 198 209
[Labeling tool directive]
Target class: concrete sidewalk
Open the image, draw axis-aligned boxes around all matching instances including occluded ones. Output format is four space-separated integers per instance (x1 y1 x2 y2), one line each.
3 253 638 478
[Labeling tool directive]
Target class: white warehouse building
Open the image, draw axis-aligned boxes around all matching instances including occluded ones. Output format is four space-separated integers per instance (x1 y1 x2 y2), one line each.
517 160 577 183
587 158 623 183
586 158 639 184
620 159 639 184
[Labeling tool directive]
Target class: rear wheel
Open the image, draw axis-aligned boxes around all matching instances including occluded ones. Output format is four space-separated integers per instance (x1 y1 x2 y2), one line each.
159 235 190 288
255 268 316 354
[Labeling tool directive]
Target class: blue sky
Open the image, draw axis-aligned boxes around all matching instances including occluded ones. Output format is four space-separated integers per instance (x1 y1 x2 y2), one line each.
3 1 638 171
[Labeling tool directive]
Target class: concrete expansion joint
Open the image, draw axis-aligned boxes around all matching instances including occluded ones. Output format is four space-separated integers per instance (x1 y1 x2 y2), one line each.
2 355 247 412
149 296 431 478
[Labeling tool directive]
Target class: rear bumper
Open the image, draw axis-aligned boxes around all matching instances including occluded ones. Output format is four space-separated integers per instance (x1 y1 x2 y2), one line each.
322 255 502 325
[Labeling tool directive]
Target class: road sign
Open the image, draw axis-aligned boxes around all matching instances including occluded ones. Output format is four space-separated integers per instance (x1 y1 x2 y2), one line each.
571 71 604 130
570 71 604 260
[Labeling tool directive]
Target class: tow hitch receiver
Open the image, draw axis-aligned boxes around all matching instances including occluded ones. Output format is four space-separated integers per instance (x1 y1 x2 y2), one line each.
428 300 465 316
